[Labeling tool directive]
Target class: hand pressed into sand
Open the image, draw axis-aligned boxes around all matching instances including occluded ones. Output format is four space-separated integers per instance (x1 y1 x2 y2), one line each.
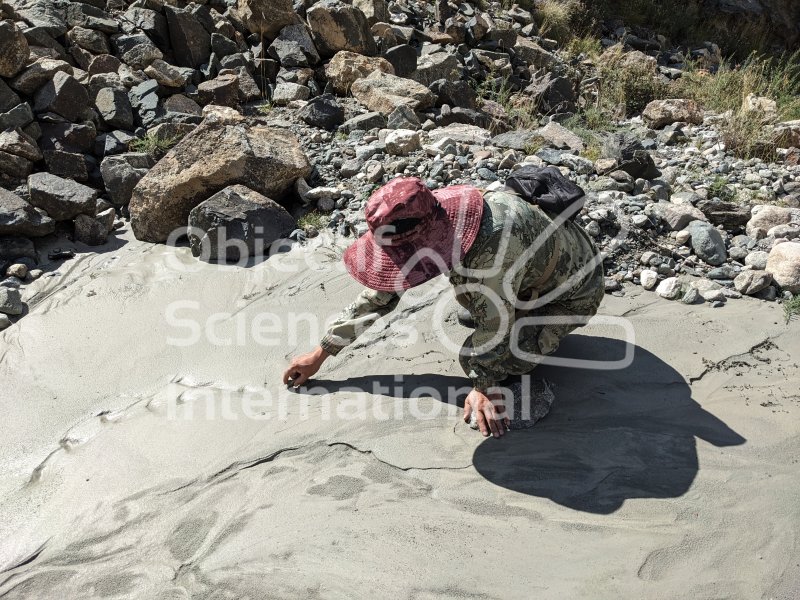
464 389 510 439
283 345 330 388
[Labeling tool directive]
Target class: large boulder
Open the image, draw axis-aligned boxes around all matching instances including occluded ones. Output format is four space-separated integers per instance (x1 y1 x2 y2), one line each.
129 118 311 243
746 205 800 239
325 51 394 95
33 71 89 122
350 71 436 116
353 0 389 25
684 220 727 266
642 99 703 129
733 270 773 295
537 121 584 153
696 197 751 229
28 172 98 221
0 20 29 78
268 23 320 67
307 0 377 58
10 58 72 95
0 187 55 237
298 94 344 130
95 87 134 130
237 0 297 38
766 242 800 293
112 33 163 70
165 6 210 69
514 36 556 69
100 152 154 206
646 202 706 231
188 185 296 262
410 52 459 87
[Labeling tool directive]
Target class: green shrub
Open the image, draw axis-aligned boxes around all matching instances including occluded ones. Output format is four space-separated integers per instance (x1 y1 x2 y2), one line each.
599 49 668 117
673 51 800 120
129 133 180 158
536 0 585 43
784 294 800 324
720 110 777 161
707 176 735 202
297 211 329 231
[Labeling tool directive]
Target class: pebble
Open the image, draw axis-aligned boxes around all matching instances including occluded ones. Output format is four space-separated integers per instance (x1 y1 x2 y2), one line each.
640 269 659 290
656 277 682 300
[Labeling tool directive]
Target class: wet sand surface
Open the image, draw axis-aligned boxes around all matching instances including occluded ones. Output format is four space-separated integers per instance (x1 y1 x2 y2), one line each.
1 227 799 599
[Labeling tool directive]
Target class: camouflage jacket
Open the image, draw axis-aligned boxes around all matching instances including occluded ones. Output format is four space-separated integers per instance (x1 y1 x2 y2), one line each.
320 190 600 390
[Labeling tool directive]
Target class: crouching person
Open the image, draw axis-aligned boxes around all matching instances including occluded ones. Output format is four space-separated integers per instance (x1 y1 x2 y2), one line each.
283 177 604 438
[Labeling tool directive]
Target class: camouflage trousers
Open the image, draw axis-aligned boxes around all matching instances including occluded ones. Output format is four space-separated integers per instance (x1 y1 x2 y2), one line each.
458 261 605 382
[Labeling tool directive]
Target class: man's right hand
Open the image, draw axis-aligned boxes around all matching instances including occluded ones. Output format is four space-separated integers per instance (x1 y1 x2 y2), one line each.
282 346 330 388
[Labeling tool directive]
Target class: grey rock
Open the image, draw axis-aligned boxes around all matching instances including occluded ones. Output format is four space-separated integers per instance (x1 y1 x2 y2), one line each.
681 287 701 304
28 172 98 221
0 287 23 316
0 103 34 131
411 51 459 87
188 185 296 262
100 152 154 206
387 104 421 130
492 130 541 151
272 82 310 105
341 112 386 133
269 23 320 67
383 44 417 78
33 72 89 122
124 7 169 49
429 78 477 110
15 0 68 37
197 74 239 108
684 221 728 266
307 0 377 58
112 33 163 70
43 150 88 182
66 25 110 54
0 187 55 237
298 94 344 130
734 270 772 295
129 121 311 243
0 79 21 113
165 6 211 68
745 250 769 270
95 87 134 130
74 213 108 246
0 21 29 79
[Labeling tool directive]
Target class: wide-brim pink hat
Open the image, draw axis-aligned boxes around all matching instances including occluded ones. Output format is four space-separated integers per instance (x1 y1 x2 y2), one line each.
343 178 485 292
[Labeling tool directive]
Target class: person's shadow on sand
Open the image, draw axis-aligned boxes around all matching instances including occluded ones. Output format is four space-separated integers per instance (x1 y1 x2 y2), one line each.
306 335 746 514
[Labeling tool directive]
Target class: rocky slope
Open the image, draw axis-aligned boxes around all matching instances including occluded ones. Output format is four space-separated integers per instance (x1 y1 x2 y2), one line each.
1 0 800 331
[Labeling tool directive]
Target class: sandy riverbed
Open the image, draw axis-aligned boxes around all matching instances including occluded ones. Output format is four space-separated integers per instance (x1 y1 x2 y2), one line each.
0 225 798 599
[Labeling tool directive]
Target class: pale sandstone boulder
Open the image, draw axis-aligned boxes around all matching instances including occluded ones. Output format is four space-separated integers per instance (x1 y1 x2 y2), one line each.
130 117 311 243
325 51 394 94
351 71 435 116
642 99 703 129
746 205 800 239
766 242 800 293
236 0 297 38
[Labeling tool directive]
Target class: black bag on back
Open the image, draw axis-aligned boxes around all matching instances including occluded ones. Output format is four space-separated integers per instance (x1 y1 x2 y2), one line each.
504 166 586 221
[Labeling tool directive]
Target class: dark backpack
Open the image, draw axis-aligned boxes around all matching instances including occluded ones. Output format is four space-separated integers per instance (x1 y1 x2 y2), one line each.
504 166 586 222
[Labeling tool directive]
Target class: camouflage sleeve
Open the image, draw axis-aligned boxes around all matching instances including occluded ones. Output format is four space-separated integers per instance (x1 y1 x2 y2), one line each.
456 232 522 392
320 289 402 356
